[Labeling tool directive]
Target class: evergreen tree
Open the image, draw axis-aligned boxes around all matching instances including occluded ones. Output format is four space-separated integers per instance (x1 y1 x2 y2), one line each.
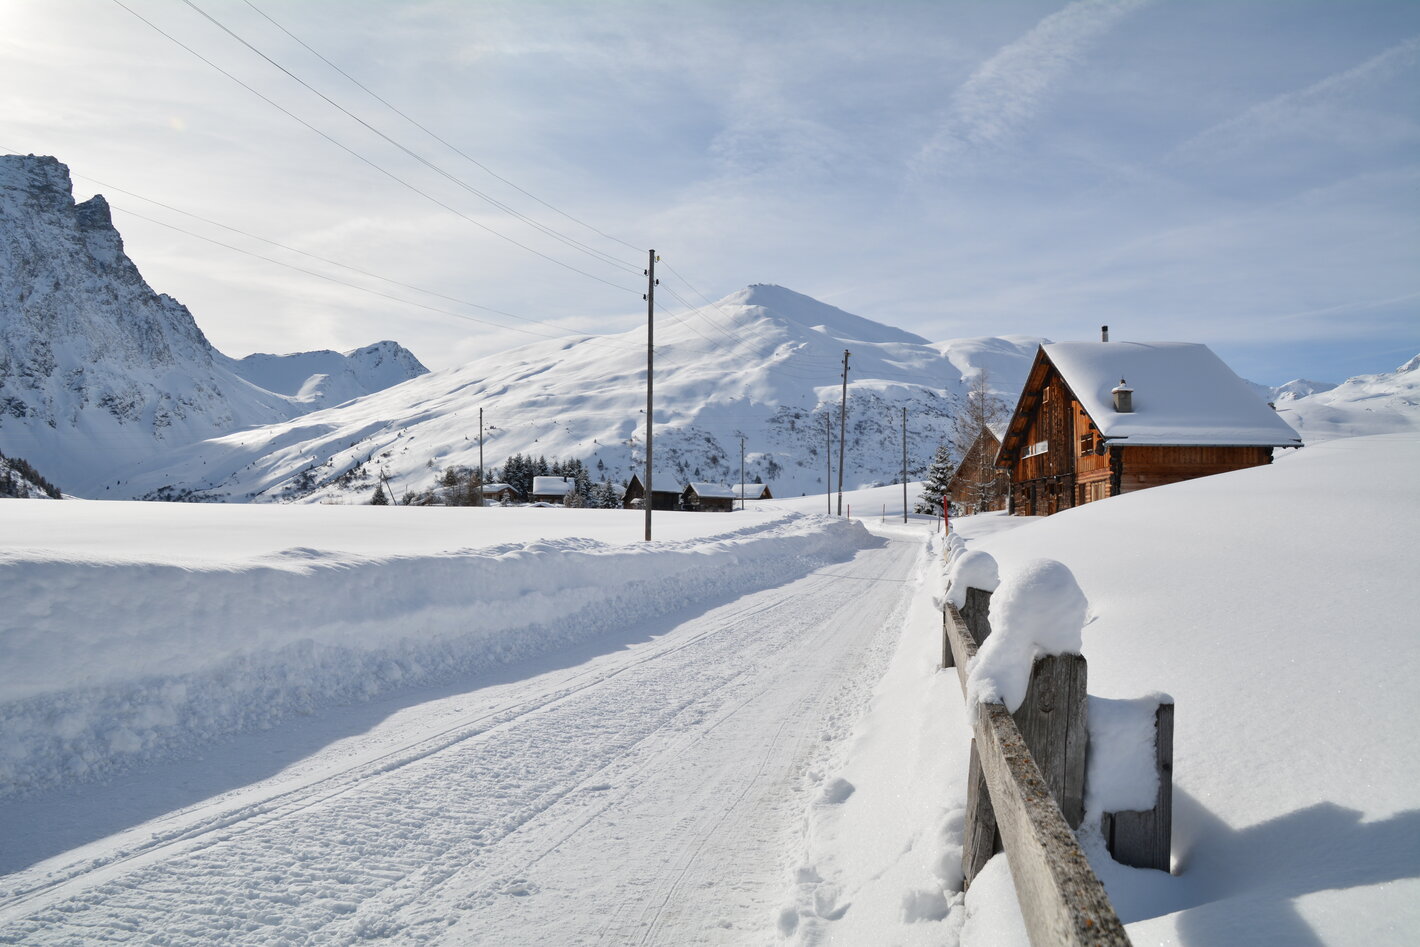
370 483 390 505
915 444 955 515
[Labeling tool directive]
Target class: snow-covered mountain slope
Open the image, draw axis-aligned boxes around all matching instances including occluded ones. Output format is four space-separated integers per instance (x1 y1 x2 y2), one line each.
0 155 426 496
1244 377 1338 405
111 285 1046 502
1274 354 1420 443
218 341 428 410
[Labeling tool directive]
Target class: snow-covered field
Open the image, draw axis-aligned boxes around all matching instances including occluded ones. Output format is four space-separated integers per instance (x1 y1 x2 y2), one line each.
950 434 1420 944
2 434 1417 944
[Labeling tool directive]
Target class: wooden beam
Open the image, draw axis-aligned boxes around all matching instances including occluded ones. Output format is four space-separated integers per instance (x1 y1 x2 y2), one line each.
946 601 1131 945
1013 654 1089 829
973 700 1132 946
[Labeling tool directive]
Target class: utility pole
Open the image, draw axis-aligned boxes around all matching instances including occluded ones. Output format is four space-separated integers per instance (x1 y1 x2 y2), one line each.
739 435 746 511
837 349 850 516
644 249 657 542
478 406 485 507
825 412 831 515
902 406 908 524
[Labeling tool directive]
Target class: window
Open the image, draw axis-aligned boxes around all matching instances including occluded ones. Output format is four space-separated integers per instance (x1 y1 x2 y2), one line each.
1079 431 1096 456
1023 440 1048 458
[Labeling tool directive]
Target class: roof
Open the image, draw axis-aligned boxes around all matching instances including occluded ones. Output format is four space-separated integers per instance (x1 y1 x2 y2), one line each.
732 483 770 499
685 482 738 499
627 473 683 493
530 476 575 496
481 482 517 494
1042 341 1302 447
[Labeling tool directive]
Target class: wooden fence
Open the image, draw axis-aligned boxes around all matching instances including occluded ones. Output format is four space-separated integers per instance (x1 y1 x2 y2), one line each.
943 588 1174 946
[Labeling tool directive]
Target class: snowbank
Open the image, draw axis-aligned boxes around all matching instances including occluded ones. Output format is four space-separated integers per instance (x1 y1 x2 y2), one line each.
955 433 1420 943
0 506 873 796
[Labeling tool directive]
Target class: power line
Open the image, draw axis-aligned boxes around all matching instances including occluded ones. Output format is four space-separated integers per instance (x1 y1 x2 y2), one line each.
109 0 638 295
113 202 642 347
180 0 640 276
240 0 645 255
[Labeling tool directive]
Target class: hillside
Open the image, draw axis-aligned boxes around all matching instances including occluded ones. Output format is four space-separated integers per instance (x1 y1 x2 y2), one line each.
0 155 428 496
109 286 1046 503
1274 354 1420 443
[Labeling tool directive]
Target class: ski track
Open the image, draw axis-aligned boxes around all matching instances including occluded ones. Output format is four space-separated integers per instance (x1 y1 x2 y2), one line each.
0 537 923 945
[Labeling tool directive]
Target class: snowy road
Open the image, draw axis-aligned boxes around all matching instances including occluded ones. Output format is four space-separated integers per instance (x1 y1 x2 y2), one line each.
1 533 925 944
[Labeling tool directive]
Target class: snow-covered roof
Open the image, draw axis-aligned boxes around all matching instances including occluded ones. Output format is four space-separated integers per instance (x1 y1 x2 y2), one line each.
732 483 770 499
1044 342 1302 446
628 473 683 493
530 476 575 496
481 482 516 494
686 482 737 499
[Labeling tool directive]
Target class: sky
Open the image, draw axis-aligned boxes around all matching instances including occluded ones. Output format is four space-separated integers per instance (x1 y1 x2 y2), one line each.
2 0 1417 385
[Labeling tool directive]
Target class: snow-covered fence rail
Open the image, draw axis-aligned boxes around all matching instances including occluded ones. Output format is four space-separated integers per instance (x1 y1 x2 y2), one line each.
943 599 1127 946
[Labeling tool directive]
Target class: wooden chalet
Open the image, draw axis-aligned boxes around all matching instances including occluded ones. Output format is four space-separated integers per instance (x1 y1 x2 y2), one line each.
623 473 683 511
480 482 520 504
997 340 1302 516
733 483 773 501
682 482 737 512
947 425 1009 514
530 476 576 504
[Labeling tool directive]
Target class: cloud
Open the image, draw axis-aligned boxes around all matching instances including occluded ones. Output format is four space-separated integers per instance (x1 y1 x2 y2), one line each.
1171 34 1420 163
915 0 1153 172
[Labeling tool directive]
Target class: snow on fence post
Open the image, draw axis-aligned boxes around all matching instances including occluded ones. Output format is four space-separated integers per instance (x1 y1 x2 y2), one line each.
942 557 1133 946
1101 700 1174 873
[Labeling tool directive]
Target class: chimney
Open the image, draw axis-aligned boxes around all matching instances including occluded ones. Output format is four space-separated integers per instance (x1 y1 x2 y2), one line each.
1101 325 1109 342
1112 378 1133 413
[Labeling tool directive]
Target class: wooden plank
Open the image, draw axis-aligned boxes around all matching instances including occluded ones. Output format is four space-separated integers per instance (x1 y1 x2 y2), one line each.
1012 654 1089 829
1103 702 1173 872
962 740 1000 886
973 700 1132 946
943 603 977 697
942 606 954 669
962 586 994 646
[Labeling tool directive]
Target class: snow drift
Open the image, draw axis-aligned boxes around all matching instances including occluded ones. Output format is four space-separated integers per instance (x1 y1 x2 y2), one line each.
0 508 874 797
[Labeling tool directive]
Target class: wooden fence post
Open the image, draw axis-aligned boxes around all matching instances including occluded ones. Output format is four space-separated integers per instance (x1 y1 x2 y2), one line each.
1013 654 1089 830
1101 701 1173 872
963 740 1001 884
961 586 994 645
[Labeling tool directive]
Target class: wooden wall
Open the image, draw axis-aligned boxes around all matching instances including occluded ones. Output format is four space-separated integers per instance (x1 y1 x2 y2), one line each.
1115 445 1272 494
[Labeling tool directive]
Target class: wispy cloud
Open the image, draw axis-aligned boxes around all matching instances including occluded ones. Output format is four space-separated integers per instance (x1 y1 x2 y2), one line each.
1171 35 1420 163
916 0 1153 172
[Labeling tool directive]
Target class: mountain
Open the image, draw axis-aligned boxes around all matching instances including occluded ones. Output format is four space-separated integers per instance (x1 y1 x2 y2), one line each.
0 154 427 495
1244 377 1338 405
1274 354 1420 443
110 285 1047 503
0 449 61 499
219 342 430 411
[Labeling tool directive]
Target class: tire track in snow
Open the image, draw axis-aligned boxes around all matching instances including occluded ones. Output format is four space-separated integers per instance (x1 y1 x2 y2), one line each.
1 538 921 945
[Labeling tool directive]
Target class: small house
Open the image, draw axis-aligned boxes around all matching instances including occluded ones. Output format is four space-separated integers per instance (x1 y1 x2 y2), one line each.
481 482 520 504
530 476 576 504
732 483 773 501
947 425 1009 514
623 473 683 511
997 340 1302 515
682 482 737 512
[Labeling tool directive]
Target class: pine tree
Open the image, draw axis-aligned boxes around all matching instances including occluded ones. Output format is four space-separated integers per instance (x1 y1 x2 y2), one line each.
915 443 955 515
370 483 390 505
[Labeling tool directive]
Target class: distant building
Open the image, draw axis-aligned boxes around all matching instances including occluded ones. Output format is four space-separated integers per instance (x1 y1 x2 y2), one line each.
530 476 577 504
481 482 520 504
682 482 737 512
732 483 773 501
947 425 1009 514
623 473 684 511
997 340 1302 515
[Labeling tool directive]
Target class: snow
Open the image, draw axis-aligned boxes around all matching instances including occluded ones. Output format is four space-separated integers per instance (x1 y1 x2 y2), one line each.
964 557 1088 712
1044 341 1303 446
0 502 873 797
1274 352 1420 443
686 481 737 499
1085 695 1169 817
529 475 574 496
944 548 1000 609
953 432 1420 943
